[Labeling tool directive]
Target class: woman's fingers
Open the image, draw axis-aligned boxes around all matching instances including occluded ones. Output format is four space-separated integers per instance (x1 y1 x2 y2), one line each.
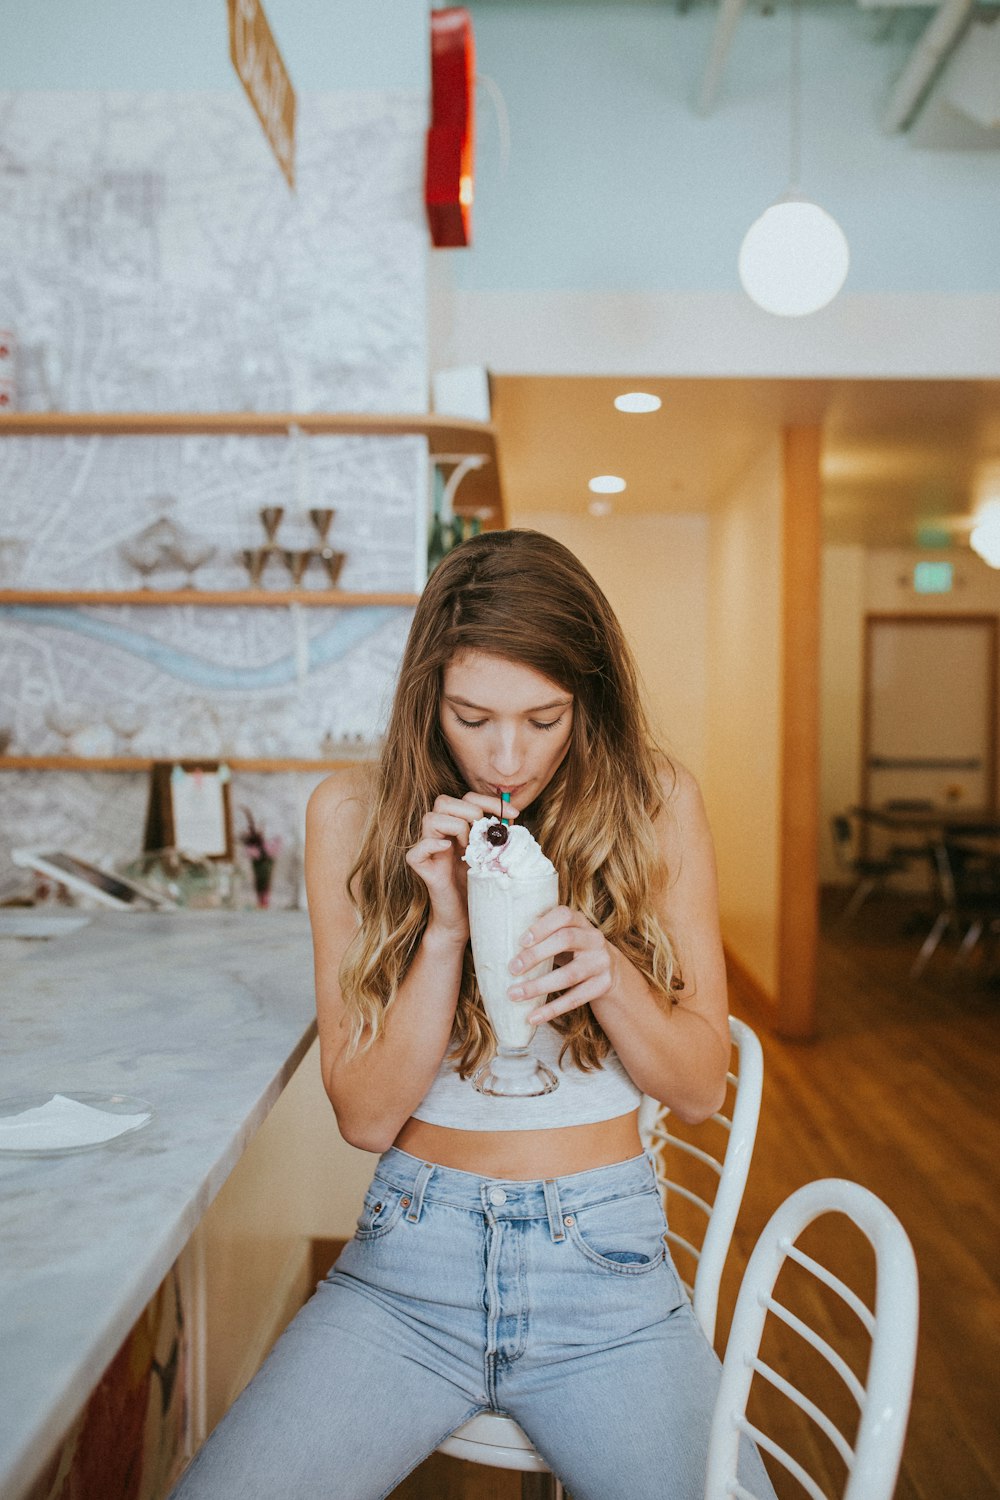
526 974 610 1025
432 792 521 823
423 793 519 850
511 908 601 972
512 953 597 999
502 905 616 1022
421 810 479 844
404 837 453 871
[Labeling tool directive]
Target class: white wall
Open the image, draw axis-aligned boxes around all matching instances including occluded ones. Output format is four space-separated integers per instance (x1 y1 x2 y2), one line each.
0 0 426 91
703 438 783 996
519 460 784 1000
434 286 1000 378
508 510 711 779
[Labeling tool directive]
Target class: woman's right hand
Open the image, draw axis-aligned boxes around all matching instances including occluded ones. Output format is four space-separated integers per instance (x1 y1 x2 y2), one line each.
405 791 517 939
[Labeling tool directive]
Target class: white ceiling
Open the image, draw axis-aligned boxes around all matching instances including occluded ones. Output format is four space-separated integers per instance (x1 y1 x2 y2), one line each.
490 375 1000 548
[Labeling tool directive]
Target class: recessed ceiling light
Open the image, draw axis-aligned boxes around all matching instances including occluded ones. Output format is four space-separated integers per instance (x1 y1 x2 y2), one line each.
588 475 626 494
588 498 613 518
614 392 661 414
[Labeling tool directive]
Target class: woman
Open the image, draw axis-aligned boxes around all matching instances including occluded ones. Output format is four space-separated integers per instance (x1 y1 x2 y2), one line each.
170 530 775 1500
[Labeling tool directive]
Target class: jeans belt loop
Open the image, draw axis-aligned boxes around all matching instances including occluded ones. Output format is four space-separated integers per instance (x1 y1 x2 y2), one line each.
406 1161 435 1223
543 1177 565 1242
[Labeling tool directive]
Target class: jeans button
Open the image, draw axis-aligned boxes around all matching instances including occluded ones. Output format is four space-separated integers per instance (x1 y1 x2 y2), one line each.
488 1187 508 1206
563 1214 575 1226
400 1196 411 1209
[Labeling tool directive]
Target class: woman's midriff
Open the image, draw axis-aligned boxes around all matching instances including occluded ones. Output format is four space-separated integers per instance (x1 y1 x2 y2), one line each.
393 1109 643 1180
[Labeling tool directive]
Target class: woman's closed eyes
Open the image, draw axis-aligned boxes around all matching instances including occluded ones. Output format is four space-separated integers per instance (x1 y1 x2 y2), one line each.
453 713 566 732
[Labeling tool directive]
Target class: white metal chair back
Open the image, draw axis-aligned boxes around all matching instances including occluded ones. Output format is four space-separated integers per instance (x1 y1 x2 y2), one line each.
640 1014 764 1344
437 1016 763 1497
704 1177 919 1500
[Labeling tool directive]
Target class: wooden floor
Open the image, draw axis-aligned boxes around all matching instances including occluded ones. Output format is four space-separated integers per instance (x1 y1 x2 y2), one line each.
353 893 1000 1499
730 892 1000 1500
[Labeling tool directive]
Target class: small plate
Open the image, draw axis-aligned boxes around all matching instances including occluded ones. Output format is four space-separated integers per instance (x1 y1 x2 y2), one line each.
0 1090 154 1156
0 912 92 939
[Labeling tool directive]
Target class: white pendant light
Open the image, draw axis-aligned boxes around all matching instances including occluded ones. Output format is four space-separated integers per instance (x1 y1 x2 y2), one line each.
739 197 849 316
738 0 849 317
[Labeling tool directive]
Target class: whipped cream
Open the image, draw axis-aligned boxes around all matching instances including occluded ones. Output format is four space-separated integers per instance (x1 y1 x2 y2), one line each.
464 817 557 881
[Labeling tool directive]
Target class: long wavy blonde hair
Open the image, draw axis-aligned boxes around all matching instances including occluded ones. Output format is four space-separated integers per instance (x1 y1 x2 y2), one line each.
340 529 680 1074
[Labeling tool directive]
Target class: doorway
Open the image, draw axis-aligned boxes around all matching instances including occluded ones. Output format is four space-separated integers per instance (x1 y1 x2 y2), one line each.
862 614 998 830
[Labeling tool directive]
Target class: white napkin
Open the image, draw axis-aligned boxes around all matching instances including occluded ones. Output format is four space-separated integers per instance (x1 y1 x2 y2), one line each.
0 1093 152 1150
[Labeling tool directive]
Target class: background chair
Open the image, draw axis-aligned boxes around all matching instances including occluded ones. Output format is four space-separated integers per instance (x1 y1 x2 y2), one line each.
704 1178 919 1500
911 838 1000 979
437 1015 764 1498
830 813 906 922
880 798 936 877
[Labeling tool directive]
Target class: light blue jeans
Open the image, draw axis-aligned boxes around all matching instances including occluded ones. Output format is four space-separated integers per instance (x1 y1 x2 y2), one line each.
169 1147 776 1500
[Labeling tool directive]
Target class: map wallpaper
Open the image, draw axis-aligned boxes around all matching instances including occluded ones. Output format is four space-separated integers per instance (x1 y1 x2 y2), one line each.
0 90 428 904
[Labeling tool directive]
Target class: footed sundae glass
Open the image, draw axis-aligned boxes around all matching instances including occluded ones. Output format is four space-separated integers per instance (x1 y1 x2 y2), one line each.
466 817 559 1098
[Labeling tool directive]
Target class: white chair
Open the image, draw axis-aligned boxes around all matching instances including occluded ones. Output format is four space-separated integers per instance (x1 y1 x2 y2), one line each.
642 1015 764 1346
437 1015 765 1498
704 1177 919 1500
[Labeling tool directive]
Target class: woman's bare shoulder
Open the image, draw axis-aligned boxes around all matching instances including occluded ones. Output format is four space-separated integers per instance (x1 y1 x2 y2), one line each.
654 755 702 813
653 756 713 869
307 765 374 841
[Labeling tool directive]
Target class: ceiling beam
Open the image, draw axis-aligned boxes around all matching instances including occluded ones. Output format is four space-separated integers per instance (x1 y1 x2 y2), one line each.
881 0 976 131
696 0 748 115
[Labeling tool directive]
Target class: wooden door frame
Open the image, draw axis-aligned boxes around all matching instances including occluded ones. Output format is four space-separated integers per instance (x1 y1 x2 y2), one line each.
861 613 999 819
775 426 822 1040
725 427 821 1041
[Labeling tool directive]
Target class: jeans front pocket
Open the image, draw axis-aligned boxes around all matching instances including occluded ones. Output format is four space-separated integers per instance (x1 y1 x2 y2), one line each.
354 1181 409 1241
564 1188 668 1276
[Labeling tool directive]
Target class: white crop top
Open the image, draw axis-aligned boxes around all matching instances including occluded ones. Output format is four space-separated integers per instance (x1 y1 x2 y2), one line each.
411 1023 642 1131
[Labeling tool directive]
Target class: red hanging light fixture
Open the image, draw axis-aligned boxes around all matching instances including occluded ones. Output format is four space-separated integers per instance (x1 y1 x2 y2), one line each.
425 7 475 248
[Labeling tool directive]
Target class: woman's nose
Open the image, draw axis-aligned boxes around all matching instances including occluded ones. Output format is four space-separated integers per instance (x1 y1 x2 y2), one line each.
489 727 523 776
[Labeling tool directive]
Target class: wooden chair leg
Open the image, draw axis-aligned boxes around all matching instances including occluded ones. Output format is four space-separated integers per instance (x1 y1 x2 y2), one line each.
910 911 951 979
841 876 876 923
955 918 984 968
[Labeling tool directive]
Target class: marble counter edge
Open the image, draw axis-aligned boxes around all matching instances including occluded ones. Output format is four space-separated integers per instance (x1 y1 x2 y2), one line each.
5 1018 319 1500
2 913 320 1500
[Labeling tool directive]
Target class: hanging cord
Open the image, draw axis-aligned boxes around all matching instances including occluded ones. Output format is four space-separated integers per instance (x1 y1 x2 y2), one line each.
476 73 511 178
788 0 803 197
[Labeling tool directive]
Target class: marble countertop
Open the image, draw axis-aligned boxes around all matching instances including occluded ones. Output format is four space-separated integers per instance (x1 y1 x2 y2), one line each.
0 910 317 1500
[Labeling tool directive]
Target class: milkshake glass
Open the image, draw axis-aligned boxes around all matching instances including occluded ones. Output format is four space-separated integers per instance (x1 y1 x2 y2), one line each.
464 816 560 1097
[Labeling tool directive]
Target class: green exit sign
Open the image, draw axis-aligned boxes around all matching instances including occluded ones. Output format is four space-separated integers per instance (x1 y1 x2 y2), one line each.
914 561 953 594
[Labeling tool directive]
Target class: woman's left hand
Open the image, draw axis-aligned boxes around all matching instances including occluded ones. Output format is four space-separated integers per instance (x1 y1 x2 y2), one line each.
507 906 619 1023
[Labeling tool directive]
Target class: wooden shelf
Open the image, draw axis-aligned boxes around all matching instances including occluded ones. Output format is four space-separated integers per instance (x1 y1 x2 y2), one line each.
0 410 493 444
0 410 504 520
0 589 419 607
0 756 372 772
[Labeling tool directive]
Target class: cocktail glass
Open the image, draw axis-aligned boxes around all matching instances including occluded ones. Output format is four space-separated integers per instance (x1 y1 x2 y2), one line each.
259 507 284 543
106 704 144 755
43 703 89 752
166 536 216 589
319 548 346 587
281 548 313 587
240 548 271 587
308 507 335 543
